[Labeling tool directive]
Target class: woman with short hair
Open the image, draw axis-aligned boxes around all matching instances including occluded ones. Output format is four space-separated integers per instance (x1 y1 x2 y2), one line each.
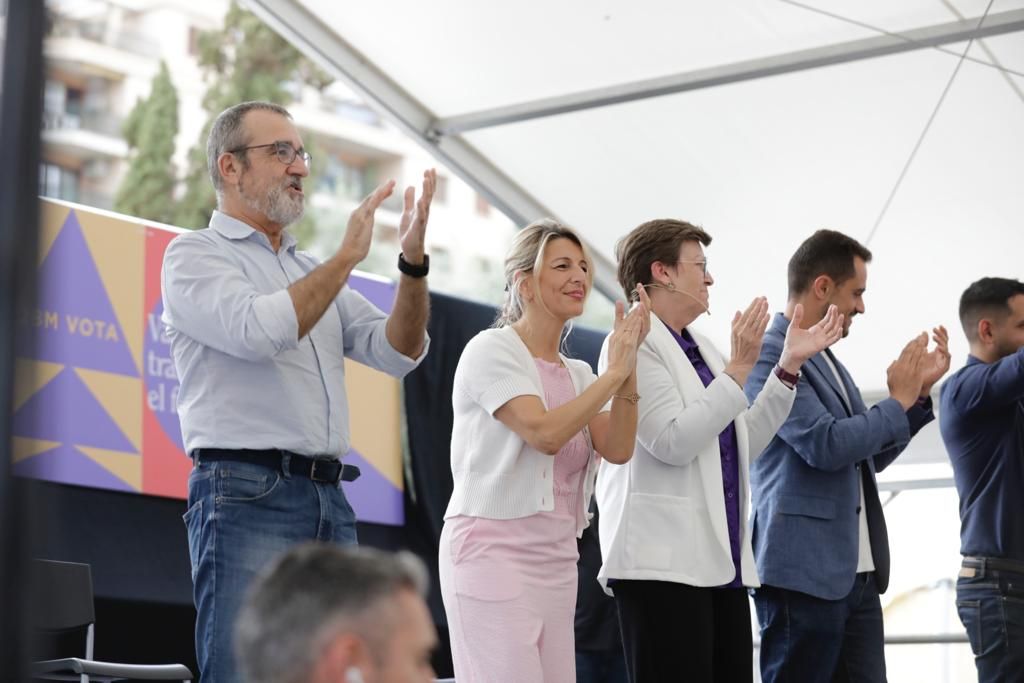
596 218 843 682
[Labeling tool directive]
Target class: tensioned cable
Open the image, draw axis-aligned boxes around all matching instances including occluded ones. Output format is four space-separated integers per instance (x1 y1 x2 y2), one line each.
862 0 995 246
778 0 1024 79
940 0 1024 103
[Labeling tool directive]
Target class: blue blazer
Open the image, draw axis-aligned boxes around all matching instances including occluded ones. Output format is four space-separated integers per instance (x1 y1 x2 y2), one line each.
744 313 933 600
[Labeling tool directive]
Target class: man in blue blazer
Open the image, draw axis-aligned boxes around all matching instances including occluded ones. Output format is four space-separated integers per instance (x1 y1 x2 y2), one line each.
745 230 950 682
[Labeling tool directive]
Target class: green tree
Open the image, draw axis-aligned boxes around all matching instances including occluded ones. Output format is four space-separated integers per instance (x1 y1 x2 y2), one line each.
113 60 179 223
174 2 331 236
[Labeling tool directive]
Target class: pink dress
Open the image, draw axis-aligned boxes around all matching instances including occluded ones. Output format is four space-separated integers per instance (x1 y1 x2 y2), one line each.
440 358 594 682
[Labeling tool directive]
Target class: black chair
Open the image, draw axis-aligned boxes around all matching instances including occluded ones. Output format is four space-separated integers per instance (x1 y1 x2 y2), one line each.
31 559 193 682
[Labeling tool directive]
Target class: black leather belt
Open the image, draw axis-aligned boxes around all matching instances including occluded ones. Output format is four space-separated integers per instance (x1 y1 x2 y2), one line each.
962 556 1024 575
192 448 360 484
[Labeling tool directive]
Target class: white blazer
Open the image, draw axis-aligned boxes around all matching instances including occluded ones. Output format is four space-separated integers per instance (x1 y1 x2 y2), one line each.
596 313 795 591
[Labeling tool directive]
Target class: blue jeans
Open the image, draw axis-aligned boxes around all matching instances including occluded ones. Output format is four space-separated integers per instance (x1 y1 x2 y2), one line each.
183 456 358 683
956 565 1024 683
754 573 886 683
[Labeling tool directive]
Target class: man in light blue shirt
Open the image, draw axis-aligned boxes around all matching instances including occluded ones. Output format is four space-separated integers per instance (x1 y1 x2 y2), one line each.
162 101 434 683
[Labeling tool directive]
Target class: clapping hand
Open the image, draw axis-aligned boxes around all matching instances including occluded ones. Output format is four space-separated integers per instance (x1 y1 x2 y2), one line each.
338 180 396 264
887 333 928 410
723 297 771 387
919 325 951 397
398 169 436 263
779 304 844 373
606 291 649 383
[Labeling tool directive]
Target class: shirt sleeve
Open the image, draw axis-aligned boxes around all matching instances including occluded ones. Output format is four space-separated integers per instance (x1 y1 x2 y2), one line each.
161 233 299 360
455 331 541 415
747 337 912 472
334 285 429 378
944 348 1024 416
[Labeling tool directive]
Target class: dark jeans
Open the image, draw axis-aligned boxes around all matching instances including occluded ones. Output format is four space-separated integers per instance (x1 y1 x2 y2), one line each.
613 580 753 683
184 456 358 683
754 573 885 683
956 564 1024 683
577 649 628 683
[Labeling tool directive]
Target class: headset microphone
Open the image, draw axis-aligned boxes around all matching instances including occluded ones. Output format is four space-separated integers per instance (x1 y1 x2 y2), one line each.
637 282 711 315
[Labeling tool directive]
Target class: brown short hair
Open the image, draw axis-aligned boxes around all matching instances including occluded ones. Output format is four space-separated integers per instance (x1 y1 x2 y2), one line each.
615 219 712 301
787 229 872 298
958 277 1024 341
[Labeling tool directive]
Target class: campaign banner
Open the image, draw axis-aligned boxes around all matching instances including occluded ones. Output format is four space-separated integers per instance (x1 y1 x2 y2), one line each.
13 199 406 525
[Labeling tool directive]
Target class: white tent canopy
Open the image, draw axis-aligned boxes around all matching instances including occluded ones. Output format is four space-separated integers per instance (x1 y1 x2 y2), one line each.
248 0 1024 397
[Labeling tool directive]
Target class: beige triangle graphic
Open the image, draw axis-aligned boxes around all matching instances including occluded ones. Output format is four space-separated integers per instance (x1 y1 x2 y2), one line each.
12 437 61 464
76 446 142 491
13 359 64 412
38 200 71 263
75 368 142 452
344 359 403 489
77 210 145 374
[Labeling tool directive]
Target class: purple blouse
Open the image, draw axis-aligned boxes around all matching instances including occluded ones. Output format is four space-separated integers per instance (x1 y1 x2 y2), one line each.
665 323 743 588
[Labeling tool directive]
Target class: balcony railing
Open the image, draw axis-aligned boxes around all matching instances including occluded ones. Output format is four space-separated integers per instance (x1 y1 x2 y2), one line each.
50 15 160 59
42 109 125 139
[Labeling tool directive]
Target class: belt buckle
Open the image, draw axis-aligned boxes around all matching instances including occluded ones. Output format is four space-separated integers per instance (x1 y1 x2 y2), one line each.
309 459 337 484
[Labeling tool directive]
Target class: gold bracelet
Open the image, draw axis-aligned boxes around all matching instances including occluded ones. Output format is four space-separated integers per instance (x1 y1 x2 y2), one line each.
613 392 641 405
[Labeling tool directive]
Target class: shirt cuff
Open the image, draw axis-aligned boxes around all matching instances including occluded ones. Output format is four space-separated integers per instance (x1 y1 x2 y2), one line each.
374 329 431 378
254 288 300 352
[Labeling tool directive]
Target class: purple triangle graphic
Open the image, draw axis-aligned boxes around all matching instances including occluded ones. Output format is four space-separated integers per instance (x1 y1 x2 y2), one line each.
349 274 396 314
13 443 135 492
21 211 138 376
12 367 138 453
341 449 404 526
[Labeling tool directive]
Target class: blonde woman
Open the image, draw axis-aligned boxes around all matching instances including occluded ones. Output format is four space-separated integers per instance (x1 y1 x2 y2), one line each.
439 219 650 682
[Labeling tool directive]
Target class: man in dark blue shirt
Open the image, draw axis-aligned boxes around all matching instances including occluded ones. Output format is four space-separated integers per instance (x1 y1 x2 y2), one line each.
940 276 1024 683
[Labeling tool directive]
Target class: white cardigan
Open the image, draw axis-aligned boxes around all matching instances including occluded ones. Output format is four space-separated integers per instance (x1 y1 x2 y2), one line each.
444 325 600 536
596 314 795 591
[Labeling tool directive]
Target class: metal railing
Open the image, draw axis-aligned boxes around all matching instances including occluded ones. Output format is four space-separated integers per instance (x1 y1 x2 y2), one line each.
50 15 160 59
752 633 968 648
42 109 124 138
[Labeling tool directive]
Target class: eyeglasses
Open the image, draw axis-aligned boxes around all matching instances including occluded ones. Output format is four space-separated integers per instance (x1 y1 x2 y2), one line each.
229 141 311 168
677 259 709 276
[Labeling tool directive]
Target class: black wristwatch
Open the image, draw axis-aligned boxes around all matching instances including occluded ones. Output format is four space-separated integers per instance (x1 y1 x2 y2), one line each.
398 252 429 278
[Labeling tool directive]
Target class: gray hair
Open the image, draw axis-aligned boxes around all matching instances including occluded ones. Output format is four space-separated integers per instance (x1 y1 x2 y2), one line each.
495 218 594 327
235 544 429 683
207 101 292 195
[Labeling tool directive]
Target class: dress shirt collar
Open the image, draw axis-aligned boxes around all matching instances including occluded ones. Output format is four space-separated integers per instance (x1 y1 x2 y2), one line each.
209 210 298 252
662 320 700 353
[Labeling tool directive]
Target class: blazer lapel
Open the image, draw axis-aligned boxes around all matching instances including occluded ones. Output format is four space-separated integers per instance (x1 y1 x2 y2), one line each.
666 325 733 556
807 352 853 417
830 351 866 414
646 315 707 400
691 328 752 553
690 328 750 462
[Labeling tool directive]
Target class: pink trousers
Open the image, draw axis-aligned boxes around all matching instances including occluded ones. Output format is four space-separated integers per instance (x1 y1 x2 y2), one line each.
439 511 579 682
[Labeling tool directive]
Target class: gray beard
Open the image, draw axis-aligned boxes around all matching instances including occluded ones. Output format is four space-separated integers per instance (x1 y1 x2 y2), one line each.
241 178 304 227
